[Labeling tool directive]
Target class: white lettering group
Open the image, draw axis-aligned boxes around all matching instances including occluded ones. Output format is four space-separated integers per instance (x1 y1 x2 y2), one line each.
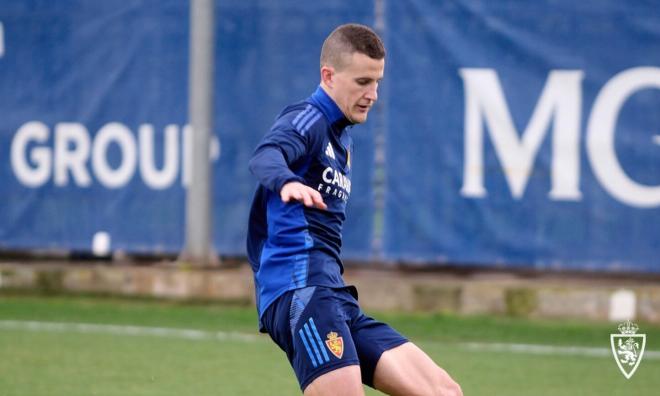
11 122 219 189
460 67 660 208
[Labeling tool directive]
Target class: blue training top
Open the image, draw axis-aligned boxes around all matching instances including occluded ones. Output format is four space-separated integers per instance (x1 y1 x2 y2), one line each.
247 86 354 328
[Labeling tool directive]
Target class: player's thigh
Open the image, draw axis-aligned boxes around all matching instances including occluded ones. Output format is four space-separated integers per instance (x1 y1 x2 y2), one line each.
372 342 462 396
303 365 364 396
350 313 408 387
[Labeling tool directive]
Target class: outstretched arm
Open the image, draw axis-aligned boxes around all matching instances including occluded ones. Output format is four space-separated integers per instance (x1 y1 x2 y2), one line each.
249 144 326 210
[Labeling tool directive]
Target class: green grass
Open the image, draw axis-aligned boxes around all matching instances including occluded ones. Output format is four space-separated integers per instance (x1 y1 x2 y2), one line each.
1 293 660 395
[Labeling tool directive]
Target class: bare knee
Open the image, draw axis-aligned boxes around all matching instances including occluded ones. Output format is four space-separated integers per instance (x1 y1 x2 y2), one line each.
433 377 462 396
405 369 463 396
427 367 462 396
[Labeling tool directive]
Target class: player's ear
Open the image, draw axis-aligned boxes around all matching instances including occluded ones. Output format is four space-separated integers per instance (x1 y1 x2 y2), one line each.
321 65 334 88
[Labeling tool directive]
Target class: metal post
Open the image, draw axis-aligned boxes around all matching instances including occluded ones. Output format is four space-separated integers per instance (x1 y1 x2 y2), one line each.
371 0 387 260
183 0 217 265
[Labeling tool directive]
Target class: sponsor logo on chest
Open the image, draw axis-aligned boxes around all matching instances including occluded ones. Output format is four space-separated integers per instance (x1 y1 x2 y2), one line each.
316 143 351 202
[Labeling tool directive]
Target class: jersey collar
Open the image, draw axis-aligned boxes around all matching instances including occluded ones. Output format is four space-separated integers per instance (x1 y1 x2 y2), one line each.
309 86 353 131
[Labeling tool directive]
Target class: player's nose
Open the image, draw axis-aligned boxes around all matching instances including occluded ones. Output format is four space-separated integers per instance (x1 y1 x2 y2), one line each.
364 84 378 102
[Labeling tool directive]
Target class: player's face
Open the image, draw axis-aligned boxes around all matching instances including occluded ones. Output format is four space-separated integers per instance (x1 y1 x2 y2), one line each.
329 53 384 124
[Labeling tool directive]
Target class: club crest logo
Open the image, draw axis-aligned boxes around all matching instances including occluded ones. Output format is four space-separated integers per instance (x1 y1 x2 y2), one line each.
325 331 344 359
611 320 646 379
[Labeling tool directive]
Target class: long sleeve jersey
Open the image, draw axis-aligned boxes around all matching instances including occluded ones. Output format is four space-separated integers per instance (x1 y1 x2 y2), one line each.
247 86 354 327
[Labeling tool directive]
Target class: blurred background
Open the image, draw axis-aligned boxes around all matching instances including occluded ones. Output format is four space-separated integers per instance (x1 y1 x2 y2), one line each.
1 1 659 395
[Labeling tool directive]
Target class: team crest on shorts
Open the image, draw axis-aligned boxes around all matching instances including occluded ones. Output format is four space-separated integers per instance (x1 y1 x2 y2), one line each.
325 331 344 359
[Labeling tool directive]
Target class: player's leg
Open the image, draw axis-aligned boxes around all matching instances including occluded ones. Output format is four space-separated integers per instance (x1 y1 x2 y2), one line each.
372 342 462 396
345 290 461 396
303 365 364 396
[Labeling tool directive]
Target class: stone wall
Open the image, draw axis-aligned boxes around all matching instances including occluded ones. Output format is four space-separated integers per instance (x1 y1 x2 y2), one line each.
1 262 659 324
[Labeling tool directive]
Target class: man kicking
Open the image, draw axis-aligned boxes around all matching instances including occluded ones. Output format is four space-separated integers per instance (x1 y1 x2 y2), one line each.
247 23 462 396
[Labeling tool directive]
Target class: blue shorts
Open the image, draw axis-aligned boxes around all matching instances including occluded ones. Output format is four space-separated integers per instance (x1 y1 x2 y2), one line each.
261 285 408 391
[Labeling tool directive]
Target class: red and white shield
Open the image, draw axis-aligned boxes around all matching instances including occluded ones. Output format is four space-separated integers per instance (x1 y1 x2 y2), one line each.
325 331 344 359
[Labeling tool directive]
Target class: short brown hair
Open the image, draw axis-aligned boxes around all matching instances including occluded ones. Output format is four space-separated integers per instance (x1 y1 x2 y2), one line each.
320 23 385 70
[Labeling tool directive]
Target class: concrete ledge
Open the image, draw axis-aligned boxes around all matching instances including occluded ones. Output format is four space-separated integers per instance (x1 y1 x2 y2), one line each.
2 261 660 324
0 262 254 305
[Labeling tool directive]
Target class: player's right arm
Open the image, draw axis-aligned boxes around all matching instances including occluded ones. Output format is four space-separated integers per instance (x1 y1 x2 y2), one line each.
249 121 326 210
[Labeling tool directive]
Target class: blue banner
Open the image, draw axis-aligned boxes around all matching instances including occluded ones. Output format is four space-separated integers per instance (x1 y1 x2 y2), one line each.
0 0 376 258
383 0 660 271
1 1 659 272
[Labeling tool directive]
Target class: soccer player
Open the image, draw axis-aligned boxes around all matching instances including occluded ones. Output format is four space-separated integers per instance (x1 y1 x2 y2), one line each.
247 23 462 396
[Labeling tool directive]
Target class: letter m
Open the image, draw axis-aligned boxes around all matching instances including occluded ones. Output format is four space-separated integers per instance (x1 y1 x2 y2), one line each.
459 69 583 200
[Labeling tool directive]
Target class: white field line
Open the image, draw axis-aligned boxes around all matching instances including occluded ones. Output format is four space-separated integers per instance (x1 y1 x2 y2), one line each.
461 341 660 359
2 320 659 360
0 320 262 343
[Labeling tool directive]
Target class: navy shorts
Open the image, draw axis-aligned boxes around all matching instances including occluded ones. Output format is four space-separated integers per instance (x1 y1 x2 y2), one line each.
261 285 408 391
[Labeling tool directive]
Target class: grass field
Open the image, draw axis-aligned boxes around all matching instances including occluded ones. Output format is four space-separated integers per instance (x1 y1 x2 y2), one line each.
1 293 660 395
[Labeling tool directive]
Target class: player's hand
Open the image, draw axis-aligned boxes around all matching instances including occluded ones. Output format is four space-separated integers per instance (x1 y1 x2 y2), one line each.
280 182 327 210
